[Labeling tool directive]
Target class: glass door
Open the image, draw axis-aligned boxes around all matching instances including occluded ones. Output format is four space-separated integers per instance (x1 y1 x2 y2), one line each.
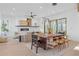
57 18 67 35
49 18 67 35
50 20 57 34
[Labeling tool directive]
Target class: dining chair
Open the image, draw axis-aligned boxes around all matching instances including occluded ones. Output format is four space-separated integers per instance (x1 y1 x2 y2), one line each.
47 36 59 51
59 36 70 48
53 36 65 51
31 33 41 53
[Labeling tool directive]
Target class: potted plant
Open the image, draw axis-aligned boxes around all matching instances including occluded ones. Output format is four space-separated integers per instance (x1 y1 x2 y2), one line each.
1 20 9 36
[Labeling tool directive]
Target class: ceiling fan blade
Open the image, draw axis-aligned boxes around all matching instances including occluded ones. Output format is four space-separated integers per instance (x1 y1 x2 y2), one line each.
33 15 37 16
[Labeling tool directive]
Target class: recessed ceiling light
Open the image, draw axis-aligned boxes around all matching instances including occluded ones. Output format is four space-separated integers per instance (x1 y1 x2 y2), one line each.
10 12 13 15
12 8 15 11
40 6 43 9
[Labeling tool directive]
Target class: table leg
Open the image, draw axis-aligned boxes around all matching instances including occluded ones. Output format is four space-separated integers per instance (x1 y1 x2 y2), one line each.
19 35 21 42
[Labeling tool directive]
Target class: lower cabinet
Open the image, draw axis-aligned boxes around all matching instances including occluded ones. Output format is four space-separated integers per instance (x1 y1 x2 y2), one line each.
19 32 32 42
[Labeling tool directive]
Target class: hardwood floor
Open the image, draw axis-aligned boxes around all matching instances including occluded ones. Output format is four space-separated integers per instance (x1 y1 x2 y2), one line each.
0 39 79 56
0 39 33 56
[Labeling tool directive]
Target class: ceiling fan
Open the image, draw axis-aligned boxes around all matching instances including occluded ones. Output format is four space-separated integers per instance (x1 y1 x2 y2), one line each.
25 12 37 18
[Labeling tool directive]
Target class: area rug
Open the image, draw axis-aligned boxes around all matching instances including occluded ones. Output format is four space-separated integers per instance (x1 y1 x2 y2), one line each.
26 40 79 56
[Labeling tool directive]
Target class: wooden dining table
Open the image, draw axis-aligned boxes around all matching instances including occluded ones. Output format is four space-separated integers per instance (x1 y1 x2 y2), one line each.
33 33 64 50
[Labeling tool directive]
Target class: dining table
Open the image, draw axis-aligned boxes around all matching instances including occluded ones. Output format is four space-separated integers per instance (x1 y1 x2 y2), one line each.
33 33 64 50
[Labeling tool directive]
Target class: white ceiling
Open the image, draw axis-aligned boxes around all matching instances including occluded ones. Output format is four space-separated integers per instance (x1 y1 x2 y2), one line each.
0 3 77 18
